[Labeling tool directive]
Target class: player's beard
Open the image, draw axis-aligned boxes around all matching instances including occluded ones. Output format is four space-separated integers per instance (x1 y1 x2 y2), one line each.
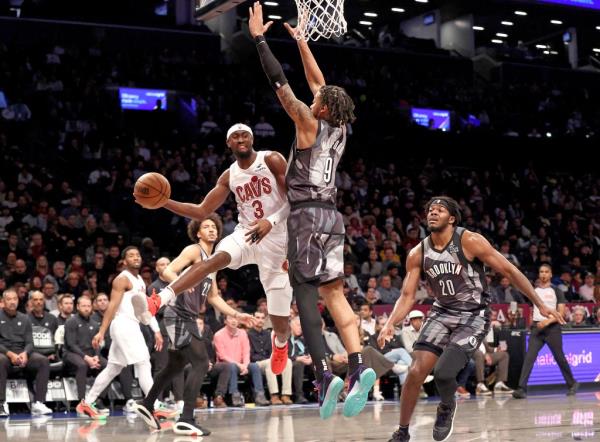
234 149 252 160
427 221 447 233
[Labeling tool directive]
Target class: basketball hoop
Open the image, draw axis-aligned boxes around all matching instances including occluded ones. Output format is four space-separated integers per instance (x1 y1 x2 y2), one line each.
293 0 347 41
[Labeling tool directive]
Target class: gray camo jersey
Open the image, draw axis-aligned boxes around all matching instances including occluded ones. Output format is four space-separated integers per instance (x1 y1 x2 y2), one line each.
421 227 490 311
286 120 346 205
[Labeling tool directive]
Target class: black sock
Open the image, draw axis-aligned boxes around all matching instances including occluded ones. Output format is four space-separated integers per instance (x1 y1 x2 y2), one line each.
314 357 330 382
348 352 363 374
294 282 330 383
397 425 409 434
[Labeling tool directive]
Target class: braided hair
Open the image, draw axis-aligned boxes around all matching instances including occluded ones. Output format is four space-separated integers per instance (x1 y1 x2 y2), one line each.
319 85 356 127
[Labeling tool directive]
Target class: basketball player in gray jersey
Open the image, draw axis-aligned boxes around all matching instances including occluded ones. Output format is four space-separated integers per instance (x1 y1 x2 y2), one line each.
249 2 376 420
379 196 565 442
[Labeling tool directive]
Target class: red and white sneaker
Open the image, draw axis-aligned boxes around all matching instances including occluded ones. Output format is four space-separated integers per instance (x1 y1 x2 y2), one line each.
270 333 289 375
76 400 107 420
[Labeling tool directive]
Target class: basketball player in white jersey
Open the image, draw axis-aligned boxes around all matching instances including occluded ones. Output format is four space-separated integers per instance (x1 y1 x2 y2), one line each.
135 124 293 376
76 246 164 419
249 3 375 420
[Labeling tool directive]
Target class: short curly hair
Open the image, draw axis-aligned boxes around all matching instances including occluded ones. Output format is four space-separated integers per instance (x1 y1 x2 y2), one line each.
187 213 223 244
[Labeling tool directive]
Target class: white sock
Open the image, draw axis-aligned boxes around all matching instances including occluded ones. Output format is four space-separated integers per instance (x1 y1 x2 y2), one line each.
272 331 287 348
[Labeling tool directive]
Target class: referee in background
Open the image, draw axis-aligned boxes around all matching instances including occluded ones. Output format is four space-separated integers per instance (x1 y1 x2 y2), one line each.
513 263 578 398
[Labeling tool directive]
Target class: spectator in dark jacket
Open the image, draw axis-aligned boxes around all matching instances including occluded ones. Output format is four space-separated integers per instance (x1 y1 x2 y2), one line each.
0 288 52 416
63 296 107 401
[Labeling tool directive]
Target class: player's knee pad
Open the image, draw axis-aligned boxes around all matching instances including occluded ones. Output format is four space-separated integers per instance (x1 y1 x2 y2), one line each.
434 345 469 383
294 282 322 328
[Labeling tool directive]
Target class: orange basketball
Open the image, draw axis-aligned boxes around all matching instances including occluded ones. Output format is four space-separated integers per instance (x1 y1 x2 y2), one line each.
134 172 171 209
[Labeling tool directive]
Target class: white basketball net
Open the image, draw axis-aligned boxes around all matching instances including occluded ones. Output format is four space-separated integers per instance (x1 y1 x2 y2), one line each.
294 0 347 41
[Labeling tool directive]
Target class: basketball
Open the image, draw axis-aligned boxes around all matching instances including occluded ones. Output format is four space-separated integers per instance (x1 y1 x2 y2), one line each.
134 172 171 209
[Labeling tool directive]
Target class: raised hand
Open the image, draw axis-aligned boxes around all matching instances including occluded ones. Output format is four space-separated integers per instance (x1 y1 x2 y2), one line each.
249 1 273 38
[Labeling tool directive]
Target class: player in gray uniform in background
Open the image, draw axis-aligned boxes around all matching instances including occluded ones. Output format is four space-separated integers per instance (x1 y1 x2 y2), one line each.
249 2 376 420
379 196 565 442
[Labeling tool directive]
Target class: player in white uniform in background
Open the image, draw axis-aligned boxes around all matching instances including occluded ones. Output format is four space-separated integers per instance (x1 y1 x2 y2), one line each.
76 246 167 419
136 124 293 376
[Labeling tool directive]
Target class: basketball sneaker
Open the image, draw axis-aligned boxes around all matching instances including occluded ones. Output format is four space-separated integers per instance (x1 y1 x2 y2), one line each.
31 401 53 415
389 426 410 442
270 333 288 375
133 401 160 430
314 371 344 420
153 401 180 420
76 400 107 420
343 365 376 418
432 401 457 441
173 419 211 436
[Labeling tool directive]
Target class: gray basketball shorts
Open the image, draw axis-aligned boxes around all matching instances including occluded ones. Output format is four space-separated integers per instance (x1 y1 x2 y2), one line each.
287 205 345 286
413 307 490 357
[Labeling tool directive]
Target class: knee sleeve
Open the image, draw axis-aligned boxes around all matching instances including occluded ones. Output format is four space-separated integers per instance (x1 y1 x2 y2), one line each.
134 360 154 396
294 282 322 331
434 345 469 382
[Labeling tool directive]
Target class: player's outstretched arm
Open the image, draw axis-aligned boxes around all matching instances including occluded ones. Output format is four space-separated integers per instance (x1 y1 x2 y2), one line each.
463 231 566 325
284 21 326 95
249 2 316 132
377 246 421 347
162 170 230 221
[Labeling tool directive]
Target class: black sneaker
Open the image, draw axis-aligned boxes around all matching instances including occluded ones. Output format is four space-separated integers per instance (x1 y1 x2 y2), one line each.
389 426 410 442
512 388 527 399
173 418 211 436
432 402 457 441
567 382 579 396
132 400 160 430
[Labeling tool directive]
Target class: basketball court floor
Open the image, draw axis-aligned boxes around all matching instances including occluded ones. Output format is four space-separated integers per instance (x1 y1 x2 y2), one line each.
2 391 599 441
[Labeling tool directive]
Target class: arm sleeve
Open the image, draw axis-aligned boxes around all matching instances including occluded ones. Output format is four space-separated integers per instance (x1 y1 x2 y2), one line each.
255 36 288 90
149 317 160 333
64 320 85 357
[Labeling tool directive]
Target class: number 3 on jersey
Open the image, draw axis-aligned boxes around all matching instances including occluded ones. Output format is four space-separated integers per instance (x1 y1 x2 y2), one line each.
252 200 264 219
323 157 333 184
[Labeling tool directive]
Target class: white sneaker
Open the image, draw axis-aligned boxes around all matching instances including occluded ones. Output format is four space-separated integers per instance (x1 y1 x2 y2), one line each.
373 391 385 401
493 382 514 394
31 401 53 415
124 399 137 413
0 401 9 417
392 363 408 375
424 375 434 384
476 383 492 396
